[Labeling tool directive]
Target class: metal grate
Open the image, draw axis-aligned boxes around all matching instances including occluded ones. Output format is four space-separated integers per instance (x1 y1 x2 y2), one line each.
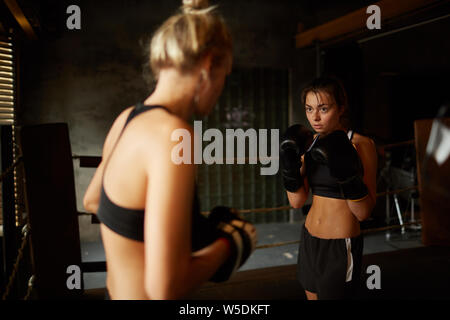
195 68 290 224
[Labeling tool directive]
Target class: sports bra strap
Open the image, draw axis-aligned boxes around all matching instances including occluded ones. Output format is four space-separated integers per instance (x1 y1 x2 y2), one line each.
347 129 354 140
122 102 170 133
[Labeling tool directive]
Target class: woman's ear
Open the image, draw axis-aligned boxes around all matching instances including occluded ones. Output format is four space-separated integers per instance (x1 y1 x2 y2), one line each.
199 52 213 77
200 68 208 84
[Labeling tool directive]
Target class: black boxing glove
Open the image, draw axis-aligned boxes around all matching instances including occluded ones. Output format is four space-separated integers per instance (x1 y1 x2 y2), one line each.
207 206 257 283
191 192 217 252
310 130 368 200
279 124 314 192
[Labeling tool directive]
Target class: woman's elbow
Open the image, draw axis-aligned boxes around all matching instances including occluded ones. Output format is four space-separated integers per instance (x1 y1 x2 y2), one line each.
290 201 303 209
356 211 370 222
356 201 375 222
83 195 98 214
287 190 308 209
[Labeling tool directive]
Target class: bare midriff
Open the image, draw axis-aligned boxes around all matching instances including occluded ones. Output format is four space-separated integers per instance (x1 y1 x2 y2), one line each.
304 195 361 239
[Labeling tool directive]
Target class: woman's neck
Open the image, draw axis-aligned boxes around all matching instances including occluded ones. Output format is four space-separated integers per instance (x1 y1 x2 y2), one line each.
144 69 199 121
322 124 347 135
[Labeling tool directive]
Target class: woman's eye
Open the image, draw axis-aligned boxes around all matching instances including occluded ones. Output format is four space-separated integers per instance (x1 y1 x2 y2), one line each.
320 108 328 113
306 107 312 112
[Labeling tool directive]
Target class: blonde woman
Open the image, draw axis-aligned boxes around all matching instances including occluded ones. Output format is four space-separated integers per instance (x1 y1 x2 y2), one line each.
83 0 256 300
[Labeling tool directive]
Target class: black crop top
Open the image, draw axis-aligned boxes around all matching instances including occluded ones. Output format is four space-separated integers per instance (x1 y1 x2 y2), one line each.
305 130 354 199
96 102 201 242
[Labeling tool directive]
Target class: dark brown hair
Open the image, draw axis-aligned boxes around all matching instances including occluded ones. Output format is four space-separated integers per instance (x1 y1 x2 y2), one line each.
301 76 351 129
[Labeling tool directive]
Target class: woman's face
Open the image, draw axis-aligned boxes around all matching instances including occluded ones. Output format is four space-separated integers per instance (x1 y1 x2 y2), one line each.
304 90 343 134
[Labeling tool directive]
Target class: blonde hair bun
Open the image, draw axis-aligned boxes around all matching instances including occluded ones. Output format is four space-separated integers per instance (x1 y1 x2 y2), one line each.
182 0 210 13
150 0 231 78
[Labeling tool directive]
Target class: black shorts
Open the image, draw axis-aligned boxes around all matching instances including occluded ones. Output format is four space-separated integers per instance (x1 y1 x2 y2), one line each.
297 224 363 300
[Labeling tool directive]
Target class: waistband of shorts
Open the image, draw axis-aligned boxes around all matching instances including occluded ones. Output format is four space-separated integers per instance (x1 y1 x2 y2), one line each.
302 223 362 241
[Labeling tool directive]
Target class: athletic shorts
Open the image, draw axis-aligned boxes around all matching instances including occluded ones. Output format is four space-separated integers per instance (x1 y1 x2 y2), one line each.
297 223 363 300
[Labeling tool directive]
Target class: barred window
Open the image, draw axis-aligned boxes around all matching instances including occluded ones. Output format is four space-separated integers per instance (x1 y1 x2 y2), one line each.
0 32 18 229
0 34 14 125
195 68 291 223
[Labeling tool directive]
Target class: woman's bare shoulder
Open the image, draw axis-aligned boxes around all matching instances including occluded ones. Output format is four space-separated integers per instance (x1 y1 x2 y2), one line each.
352 133 377 165
137 109 193 139
127 110 194 166
352 132 375 149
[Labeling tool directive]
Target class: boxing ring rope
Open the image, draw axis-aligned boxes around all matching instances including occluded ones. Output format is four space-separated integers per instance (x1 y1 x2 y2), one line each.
376 186 417 197
379 139 414 150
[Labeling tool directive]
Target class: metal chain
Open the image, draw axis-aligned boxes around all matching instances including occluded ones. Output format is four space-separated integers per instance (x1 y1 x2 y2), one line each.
1 224 32 300
0 156 22 183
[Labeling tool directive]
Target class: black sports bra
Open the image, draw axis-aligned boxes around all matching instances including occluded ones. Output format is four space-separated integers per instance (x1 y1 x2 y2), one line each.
96 102 201 242
304 130 354 199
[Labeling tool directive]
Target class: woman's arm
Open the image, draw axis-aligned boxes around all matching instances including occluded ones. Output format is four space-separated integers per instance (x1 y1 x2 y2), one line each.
346 138 378 221
83 108 133 213
144 120 229 300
